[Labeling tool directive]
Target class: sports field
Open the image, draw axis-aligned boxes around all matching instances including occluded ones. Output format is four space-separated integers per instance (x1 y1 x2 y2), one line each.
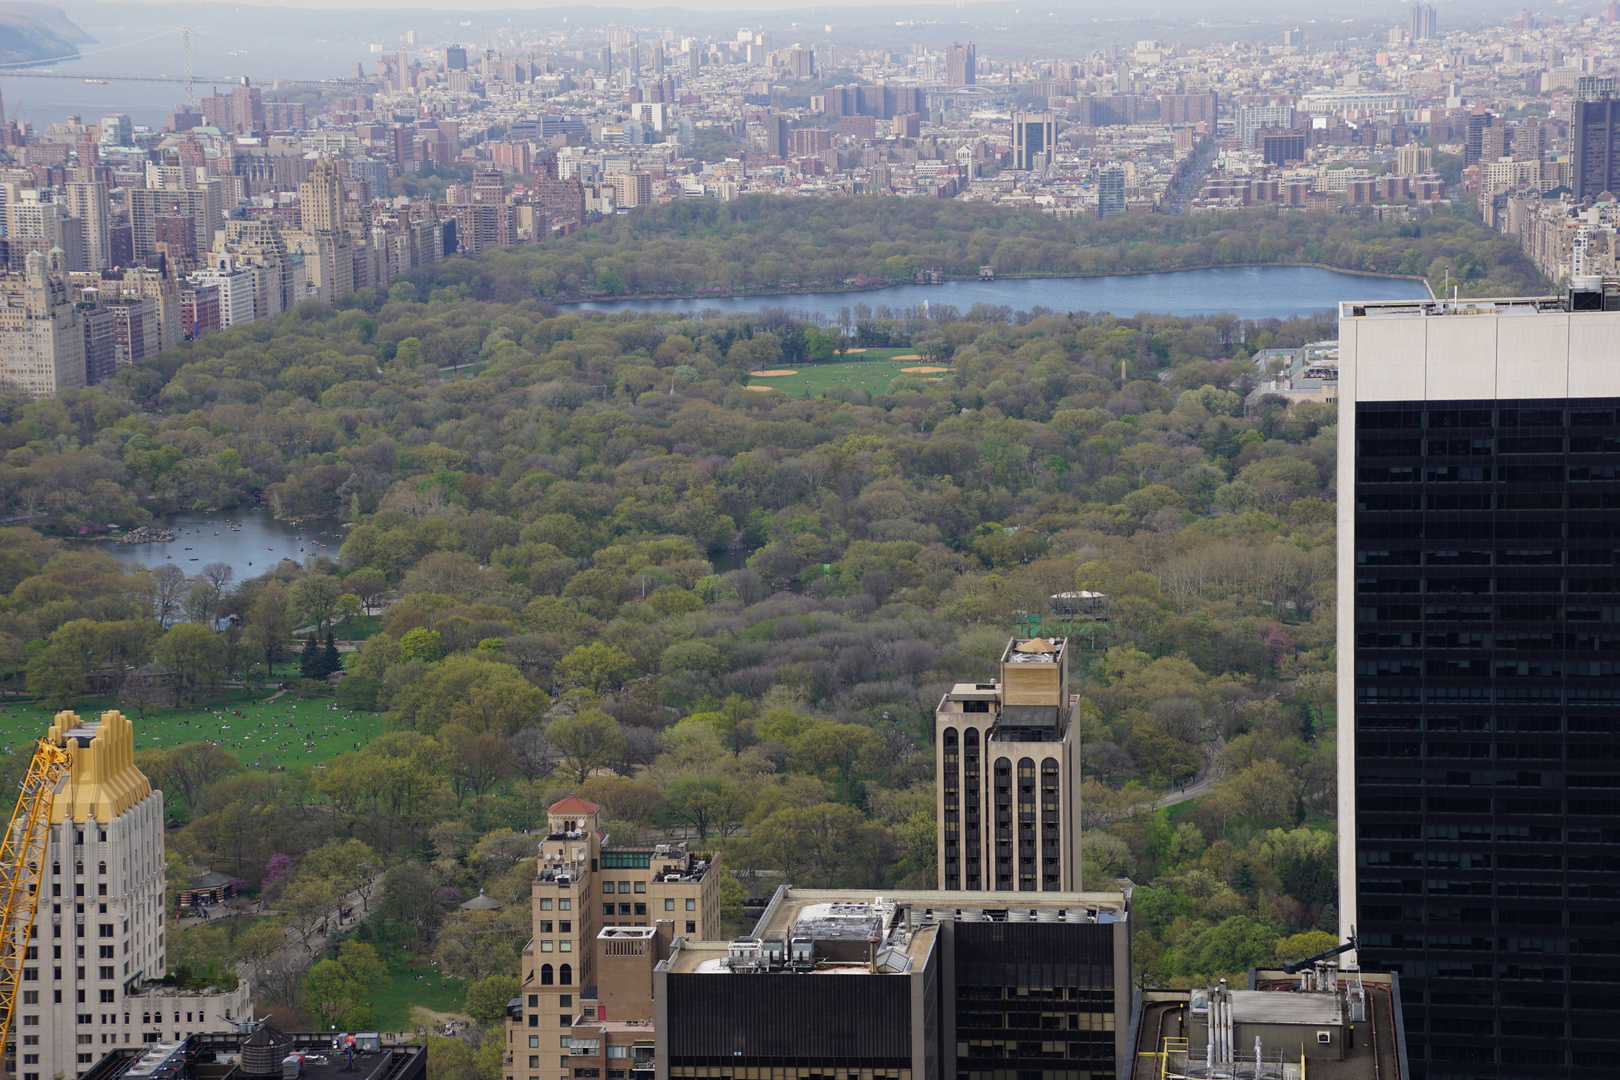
0 691 387 770
747 349 954 397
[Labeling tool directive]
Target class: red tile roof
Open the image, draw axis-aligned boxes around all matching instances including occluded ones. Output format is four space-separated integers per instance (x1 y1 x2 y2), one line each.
549 795 601 814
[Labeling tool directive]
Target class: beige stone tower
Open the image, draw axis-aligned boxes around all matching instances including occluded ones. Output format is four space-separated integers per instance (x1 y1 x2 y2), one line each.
935 637 1081 893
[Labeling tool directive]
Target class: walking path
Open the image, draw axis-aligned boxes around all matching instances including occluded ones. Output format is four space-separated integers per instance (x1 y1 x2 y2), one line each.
1155 741 1225 808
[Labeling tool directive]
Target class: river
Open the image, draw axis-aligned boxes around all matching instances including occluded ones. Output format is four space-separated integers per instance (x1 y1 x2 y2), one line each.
98 508 342 586
570 265 1428 322
4 17 368 129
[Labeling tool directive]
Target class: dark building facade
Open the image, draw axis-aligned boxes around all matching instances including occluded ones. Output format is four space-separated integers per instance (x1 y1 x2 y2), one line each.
1340 291 1620 1080
1573 99 1620 200
1261 132 1307 164
657 890 1130 1080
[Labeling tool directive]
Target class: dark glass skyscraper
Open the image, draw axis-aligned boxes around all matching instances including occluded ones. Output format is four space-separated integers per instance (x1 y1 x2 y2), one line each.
1340 289 1620 1080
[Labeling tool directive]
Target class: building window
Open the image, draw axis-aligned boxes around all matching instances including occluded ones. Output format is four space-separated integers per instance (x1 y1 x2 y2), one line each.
559 964 572 985
632 882 645 894
602 905 614 916
616 882 630 894
541 942 553 952
540 899 553 911
663 899 674 911
529 1037 539 1049
560 941 572 953
540 965 553 986
685 899 695 910
558 900 570 911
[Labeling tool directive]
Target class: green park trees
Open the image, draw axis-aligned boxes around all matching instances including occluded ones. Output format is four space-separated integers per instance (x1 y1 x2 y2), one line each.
0 226 1371 1009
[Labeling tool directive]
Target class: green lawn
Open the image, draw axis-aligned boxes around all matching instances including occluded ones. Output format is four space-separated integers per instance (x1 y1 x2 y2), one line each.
368 948 468 1032
337 615 387 642
747 351 953 398
0 690 387 771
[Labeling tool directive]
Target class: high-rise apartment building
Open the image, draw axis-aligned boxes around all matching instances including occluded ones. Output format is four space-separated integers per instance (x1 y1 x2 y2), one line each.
935 637 1080 894
1160 91 1218 125
17 710 250 1080
189 255 258 329
946 40 976 85
1397 145 1435 176
1097 166 1126 215
505 797 720 1080
1236 105 1294 149
1409 2 1439 40
0 249 84 398
1573 99 1620 201
1340 285 1620 1079
786 47 815 79
82 303 116 383
1012 111 1056 172
1261 131 1307 165
298 155 345 236
64 182 111 271
390 126 417 175
128 179 222 264
348 158 390 201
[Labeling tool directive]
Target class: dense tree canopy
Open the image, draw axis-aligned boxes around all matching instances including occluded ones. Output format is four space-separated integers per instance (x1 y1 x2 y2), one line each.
0 206 1359 1024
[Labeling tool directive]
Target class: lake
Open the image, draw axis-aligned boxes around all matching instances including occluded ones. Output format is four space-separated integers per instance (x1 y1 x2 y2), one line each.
570 265 1429 322
98 508 342 586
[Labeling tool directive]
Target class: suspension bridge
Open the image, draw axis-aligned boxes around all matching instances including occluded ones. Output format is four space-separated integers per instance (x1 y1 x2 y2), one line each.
0 26 375 106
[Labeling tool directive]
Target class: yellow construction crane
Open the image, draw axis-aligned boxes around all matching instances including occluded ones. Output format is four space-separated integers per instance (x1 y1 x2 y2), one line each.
0 739 71 1070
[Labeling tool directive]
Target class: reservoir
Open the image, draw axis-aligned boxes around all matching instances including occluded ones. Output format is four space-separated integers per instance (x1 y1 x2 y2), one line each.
99 508 342 586
570 265 1428 322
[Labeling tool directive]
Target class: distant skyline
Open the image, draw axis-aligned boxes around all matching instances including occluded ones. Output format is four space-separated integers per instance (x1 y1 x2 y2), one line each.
52 0 1531 22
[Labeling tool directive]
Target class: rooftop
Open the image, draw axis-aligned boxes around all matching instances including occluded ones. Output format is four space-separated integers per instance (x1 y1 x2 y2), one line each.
754 888 1127 939
664 887 1128 977
1001 636 1063 663
84 1031 426 1080
1340 294 1574 319
1131 968 1406 1080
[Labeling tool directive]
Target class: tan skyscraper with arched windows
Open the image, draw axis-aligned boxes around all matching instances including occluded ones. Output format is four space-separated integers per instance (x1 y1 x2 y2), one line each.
935 637 1081 893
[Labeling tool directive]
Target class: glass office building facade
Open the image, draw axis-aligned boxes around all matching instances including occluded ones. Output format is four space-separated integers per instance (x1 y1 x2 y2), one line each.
1340 293 1620 1080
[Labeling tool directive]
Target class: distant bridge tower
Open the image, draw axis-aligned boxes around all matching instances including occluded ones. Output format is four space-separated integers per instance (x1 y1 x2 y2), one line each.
182 25 194 109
